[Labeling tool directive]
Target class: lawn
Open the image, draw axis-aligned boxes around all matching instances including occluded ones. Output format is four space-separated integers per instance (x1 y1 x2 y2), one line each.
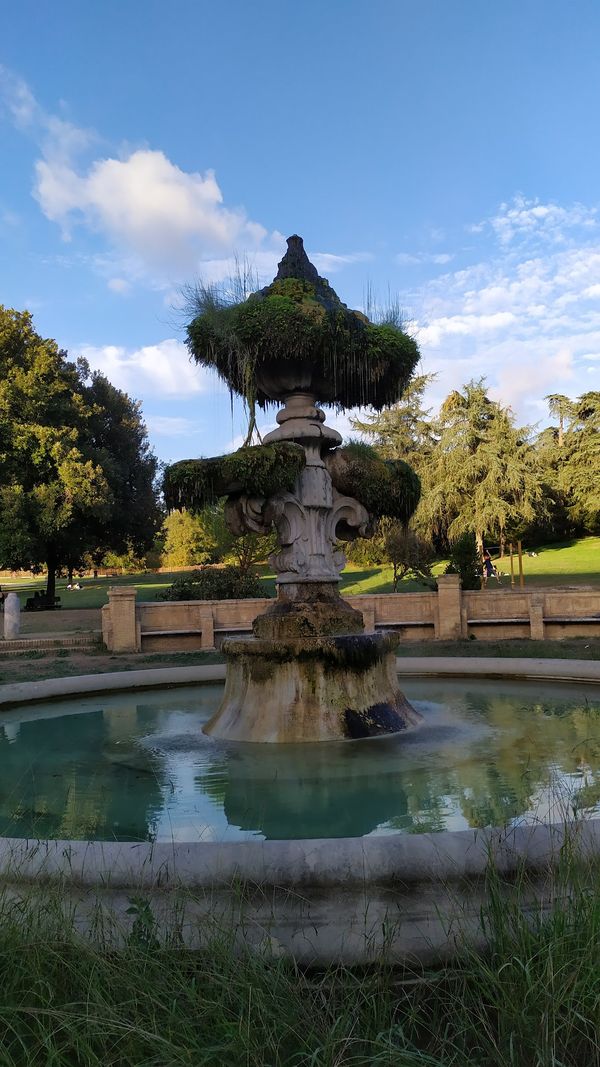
2 536 598 610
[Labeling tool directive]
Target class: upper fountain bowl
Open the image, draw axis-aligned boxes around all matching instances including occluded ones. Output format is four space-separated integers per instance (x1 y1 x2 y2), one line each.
186 236 420 410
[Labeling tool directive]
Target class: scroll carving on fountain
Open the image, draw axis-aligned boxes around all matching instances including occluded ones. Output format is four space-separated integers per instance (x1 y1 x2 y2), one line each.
163 235 424 742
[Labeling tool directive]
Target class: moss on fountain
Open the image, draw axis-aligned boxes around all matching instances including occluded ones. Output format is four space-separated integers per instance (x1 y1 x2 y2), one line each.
163 441 305 511
326 441 421 523
186 236 419 410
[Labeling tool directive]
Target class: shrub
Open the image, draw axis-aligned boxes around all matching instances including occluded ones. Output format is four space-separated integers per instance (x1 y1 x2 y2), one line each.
158 566 265 601
446 531 481 590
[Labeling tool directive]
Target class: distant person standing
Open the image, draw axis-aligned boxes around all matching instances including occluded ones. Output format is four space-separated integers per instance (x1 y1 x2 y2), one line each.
482 549 500 585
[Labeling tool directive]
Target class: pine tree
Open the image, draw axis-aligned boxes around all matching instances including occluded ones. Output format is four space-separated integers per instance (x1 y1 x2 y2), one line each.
416 380 544 554
350 373 436 466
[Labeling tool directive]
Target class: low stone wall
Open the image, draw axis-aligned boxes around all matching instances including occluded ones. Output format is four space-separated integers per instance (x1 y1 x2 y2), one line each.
101 577 600 652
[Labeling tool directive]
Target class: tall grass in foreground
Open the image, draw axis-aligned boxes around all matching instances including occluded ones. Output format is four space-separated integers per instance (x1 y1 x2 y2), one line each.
0 850 599 1066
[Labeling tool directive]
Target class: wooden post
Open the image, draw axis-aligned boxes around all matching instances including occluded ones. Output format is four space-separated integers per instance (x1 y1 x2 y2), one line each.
510 542 515 587
517 540 525 588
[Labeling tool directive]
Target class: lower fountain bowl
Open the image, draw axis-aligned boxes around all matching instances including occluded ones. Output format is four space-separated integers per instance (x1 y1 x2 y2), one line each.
203 631 422 743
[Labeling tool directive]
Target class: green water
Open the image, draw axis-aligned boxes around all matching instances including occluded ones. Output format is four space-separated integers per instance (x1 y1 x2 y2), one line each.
0 679 599 842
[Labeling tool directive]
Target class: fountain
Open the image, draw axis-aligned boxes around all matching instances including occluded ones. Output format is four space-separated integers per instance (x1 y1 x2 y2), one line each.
164 236 423 742
1 239 599 964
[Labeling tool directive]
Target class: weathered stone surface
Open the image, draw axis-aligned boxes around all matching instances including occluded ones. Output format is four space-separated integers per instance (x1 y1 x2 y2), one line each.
203 632 421 743
3 593 20 640
253 584 364 640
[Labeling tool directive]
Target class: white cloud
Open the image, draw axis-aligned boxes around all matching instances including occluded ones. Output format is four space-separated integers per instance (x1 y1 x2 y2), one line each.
417 311 516 347
310 251 373 273
79 338 225 398
2 67 376 296
408 198 600 424
473 194 597 248
107 277 131 294
34 148 273 276
396 251 454 266
146 415 202 437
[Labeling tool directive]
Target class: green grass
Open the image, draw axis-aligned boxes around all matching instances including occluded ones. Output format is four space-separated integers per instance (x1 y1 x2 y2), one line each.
0 847 598 1066
3 536 598 609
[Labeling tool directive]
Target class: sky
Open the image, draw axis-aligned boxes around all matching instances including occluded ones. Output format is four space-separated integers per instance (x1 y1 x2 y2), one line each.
1 0 600 464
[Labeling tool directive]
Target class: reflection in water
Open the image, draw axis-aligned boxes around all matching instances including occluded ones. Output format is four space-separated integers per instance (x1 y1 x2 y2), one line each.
0 679 598 842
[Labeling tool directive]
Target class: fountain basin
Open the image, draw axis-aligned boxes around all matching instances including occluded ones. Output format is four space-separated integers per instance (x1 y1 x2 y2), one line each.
1 660 598 963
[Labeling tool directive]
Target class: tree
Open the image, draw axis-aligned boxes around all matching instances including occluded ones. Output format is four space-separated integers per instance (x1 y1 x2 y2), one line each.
380 522 435 591
416 380 544 555
351 373 436 466
560 391 600 533
161 509 216 568
545 394 575 450
445 532 481 591
200 503 276 577
0 306 159 598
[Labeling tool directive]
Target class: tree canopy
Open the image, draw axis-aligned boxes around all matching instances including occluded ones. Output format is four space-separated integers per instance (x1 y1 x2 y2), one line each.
0 306 159 597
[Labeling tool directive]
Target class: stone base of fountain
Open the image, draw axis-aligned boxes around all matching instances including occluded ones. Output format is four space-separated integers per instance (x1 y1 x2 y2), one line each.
203 632 421 743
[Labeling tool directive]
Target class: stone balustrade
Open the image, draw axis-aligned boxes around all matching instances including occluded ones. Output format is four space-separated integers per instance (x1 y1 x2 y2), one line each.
101 575 600 653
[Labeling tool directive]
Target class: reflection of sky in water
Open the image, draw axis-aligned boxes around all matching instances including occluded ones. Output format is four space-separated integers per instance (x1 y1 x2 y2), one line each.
0 678 599 842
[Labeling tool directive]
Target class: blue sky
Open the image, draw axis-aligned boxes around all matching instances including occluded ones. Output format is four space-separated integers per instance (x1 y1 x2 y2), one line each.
1 0 600 463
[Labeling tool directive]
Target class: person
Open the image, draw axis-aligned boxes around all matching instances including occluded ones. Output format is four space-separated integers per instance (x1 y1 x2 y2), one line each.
482 549 501 585
478 550 493 584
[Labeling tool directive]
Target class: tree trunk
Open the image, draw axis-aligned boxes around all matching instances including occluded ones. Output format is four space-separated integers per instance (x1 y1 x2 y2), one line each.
475 531 484 556
499 532 505 558
45 548 57 605
67 565 74 585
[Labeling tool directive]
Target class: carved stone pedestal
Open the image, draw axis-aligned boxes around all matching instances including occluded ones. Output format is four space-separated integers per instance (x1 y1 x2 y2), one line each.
204 632 420 743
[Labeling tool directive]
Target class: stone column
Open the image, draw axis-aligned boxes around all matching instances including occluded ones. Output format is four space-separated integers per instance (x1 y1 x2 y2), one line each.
529 594 545 641
199 608 215 649
436 575 463 640
3 593 20 640
107 586 140 652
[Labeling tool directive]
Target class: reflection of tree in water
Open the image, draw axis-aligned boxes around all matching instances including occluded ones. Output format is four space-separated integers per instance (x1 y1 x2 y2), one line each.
197 690 600 839
2 685 600 843
456 690 600 826
0 707 165 841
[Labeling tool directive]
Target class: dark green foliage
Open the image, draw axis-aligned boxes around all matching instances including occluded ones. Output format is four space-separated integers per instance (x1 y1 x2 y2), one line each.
158 565 265 601
446 531 481 590
163 442 305 512
328 441 421 523
186 273 420 411
0 306 159 599
380 524 436 591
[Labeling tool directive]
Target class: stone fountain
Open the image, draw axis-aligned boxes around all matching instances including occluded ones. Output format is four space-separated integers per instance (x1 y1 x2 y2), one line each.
164 236 423 742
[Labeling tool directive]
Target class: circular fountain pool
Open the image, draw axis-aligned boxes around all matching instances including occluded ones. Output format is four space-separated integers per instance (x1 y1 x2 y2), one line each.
2 677 599 842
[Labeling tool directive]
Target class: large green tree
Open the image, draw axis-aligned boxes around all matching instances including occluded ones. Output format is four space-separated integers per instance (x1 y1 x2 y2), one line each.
417 380 544 554
560 391 600 533
161 509 217 568
351 373 436 466
0 306 159 599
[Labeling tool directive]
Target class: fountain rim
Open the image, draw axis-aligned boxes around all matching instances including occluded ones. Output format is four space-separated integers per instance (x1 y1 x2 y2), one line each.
0 656 597 712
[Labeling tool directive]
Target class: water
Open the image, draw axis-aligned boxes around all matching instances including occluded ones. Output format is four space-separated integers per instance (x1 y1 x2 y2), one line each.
0 678 599 842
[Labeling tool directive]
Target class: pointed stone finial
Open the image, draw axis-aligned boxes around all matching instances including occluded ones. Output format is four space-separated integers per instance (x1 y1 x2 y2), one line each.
275 235 320 284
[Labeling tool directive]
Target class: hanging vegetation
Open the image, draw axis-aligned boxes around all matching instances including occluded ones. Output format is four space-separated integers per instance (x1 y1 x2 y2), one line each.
326 441 421 523
185 237 420 411
163 441 305 512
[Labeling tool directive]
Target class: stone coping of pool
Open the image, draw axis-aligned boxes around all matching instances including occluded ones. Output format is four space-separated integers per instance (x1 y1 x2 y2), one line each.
0 656 598 709
0 820 599 964
1 658 598 963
